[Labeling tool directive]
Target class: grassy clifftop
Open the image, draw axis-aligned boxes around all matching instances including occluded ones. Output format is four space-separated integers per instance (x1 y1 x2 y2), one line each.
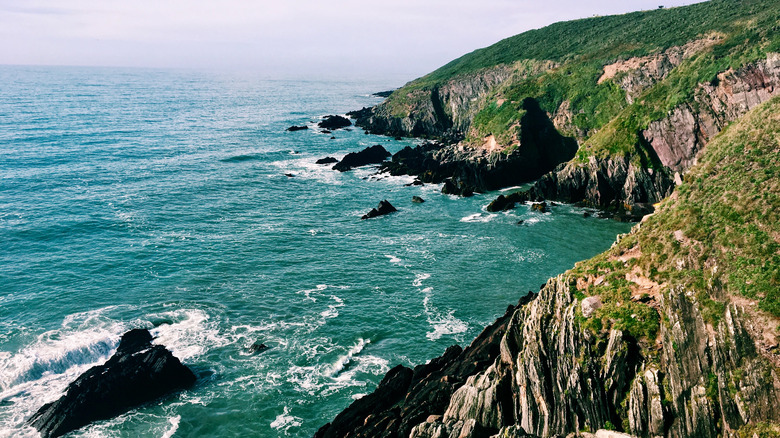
382 0 780 162
571 94 780 350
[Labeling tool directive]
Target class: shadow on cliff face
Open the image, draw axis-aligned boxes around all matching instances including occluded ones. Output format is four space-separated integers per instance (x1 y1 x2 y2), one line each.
519 97 578 173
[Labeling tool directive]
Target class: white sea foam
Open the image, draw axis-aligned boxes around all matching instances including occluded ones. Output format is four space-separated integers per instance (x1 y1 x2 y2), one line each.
385 254 402 264
413 273 431 287
460 213 497 223
422 291 468 341
151 308 229 361
270 406 302 432
161 415 181 438
329 338 368 377
320 295 345 319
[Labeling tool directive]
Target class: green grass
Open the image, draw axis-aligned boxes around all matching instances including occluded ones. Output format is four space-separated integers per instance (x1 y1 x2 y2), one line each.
569 96 780 345
380 0 780 162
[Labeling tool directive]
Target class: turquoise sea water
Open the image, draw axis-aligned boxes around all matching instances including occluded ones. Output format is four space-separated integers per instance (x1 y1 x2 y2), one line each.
0 66 632 437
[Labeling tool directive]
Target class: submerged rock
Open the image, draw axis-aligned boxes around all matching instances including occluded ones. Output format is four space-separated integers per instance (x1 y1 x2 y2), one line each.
412 196 425 203
318 115 352 130
361 200 397 220
286 125 308 132
316 157 338 165
333 145 391 172
249 342 270 354
28 329 195 438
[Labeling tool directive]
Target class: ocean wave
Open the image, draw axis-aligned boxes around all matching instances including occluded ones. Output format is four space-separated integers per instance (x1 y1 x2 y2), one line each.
329 338 368 377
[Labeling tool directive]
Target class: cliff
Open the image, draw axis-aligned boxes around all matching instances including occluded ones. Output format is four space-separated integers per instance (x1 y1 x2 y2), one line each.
317 95 780 437
350 0 780 209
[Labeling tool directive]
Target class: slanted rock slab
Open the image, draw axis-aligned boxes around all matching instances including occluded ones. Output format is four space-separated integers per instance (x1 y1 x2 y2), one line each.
28 328 196 438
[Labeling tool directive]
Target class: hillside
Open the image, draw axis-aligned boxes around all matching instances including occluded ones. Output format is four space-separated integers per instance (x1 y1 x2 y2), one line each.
318 92 780 438
351 0 780 214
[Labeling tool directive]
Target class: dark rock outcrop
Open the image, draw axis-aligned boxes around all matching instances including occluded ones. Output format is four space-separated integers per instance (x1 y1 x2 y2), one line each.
28 329 196 438
374 98 577 197
372 90 396 98
315 299 531 438
286 125 308 132
316 157 338 165
333 145 391 172
412 196 425 203
319 115 352 130
361 200 397 220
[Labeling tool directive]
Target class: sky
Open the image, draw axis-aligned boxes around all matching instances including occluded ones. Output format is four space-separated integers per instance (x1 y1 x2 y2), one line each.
0 0 706 79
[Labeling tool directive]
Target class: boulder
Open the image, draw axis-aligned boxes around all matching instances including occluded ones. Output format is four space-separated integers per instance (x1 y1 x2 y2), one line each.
531 202 550 213
361 200 397 220
333 145 391 172
412 196 425 203
318 115 352 130
581 296 603 318
316 157 338 165
28 329 196 438
286 125 308 132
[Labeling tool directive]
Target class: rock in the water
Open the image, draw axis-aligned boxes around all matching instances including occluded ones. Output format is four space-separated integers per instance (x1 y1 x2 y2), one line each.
249 342 270 354
284 173 295 178
28 329 195 438
412 196 425 203
316 157 338 165
333 145 391 172
318 115 352 130
286 125 308 132
361 200 397 220
531 202 550 213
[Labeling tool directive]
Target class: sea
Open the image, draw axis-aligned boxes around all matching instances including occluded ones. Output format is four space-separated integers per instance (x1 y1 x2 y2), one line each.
0 66 633 437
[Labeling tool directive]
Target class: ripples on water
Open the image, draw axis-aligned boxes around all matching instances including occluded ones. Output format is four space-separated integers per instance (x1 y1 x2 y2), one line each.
0 66 633 437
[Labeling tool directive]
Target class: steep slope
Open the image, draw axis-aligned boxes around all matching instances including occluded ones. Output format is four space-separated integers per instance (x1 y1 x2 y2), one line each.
318 95 780 437
351 0 780 211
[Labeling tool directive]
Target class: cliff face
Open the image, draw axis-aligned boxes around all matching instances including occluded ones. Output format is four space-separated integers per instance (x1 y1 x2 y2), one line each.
319 96 780 437
512 52 780 210
352 61 556 141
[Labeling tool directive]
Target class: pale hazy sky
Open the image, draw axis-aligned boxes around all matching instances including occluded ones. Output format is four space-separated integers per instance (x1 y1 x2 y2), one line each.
0 0 706 78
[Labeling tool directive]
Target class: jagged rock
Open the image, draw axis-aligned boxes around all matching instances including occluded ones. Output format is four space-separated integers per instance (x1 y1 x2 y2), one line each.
286 125 308 131
316 157 338 165
28 329 195 438
361 200 397 220
369 98 577 195
315 302 524 438
284 173 295 178
333 145 391 172
412 196 425 203
319 115 352 130
531 202 550 213
442 178 474 197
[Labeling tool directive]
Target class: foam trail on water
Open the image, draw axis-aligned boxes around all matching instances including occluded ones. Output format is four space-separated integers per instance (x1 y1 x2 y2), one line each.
270 406 302 432
421 289 468 341
329 338 368 377
161 415 181 438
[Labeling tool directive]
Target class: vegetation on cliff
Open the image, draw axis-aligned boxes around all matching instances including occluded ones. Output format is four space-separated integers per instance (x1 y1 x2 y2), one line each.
374 0 780 163
572 94 780 355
